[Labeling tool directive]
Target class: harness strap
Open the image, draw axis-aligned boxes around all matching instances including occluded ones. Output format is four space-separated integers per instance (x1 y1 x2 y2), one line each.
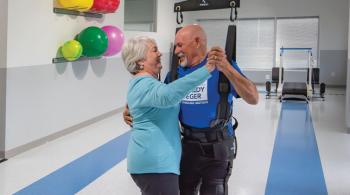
210 25 237 129
181 123 230 143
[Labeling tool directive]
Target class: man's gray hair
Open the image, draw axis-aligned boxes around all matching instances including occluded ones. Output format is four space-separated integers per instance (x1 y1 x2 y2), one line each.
122 36 156 74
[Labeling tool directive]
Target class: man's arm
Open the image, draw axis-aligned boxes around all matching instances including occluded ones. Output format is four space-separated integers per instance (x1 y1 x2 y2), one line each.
209 47 259 105
123 104 133 127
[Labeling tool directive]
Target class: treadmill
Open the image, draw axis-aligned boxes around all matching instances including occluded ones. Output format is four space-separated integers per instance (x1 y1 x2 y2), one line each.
281 82 308 102
278 48 313 102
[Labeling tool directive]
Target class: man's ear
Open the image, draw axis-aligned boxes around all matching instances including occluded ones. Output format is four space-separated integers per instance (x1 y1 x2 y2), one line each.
194 37 201 48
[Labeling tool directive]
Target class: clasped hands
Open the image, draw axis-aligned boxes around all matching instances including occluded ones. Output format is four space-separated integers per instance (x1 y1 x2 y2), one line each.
207 46 230 72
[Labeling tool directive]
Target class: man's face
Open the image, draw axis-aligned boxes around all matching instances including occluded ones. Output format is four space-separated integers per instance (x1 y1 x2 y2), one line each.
174 33 197 67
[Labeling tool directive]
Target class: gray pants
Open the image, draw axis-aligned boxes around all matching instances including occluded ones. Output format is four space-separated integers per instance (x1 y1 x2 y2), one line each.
131 173 179 195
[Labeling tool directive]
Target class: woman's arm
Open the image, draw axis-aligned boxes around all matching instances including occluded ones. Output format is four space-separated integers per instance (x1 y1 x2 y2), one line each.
132 64 214 108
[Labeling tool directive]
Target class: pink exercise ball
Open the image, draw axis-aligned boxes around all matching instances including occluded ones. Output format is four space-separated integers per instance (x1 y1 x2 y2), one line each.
101 25 124 56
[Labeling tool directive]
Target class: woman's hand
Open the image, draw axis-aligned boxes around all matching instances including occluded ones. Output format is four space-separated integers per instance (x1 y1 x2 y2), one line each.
205 61 216 72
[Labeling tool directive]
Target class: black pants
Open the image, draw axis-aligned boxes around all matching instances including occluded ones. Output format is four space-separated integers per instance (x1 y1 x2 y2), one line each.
131 173 179 195
179 137 236 195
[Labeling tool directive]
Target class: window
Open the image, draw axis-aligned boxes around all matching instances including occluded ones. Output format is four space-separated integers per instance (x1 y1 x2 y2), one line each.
199 18 275 69
124 0 157 32
276 18 319 69
236 19 275 69
199 17 319 70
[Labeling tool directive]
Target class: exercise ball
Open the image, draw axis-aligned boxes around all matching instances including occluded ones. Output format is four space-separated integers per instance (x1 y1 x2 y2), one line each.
77 0 94 11
91 0 120 13
101 25 124 56
61 40 83 61
77 26 108 57
57 0 93 11
57 0 77 9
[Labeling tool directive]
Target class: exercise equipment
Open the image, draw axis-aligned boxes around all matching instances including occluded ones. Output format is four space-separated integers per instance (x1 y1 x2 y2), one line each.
57 0 94 12
91 0 120 13
280 48 310 102
101 25 124 56
266 48 326 102
170 2 241 193
172 0 240 78
171 0 240 127
77 26 108 57
282 82 308 101
61 40 83 61
307 67 326 100
266 67 284 98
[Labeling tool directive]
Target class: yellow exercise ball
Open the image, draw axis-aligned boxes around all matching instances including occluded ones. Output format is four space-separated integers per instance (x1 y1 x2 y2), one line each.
77 0 94 12
57 0 93 11
61 40 83 61
57 0 79 10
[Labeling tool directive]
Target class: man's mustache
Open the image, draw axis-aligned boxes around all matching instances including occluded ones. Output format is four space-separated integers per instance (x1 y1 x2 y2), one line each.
177 52 185 58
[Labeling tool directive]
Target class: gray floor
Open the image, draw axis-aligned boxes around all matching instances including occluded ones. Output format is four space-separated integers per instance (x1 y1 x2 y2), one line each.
0 88 349 195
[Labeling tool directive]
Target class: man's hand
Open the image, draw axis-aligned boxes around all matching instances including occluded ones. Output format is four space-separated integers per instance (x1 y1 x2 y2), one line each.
123 104 133 127
207 46 230 72
208 46 259 105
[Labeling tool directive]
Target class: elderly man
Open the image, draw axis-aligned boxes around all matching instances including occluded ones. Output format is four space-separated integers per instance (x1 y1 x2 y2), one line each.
124 24 258 195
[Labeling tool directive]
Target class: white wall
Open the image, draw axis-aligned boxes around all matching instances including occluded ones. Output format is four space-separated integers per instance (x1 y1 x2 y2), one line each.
0 0 8 158
4 0 177 152
0 0 7 69
7 0 124 68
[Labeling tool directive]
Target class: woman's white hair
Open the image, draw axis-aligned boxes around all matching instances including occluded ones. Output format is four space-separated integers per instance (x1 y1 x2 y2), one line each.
122 36 156 74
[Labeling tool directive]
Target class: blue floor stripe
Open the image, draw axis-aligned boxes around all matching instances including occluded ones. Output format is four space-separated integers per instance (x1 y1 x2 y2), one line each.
265 102 327 195
14 131 131 195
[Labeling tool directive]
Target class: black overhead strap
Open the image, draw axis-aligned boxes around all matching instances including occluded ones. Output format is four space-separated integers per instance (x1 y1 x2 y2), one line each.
170 27 183 82
225 25 237 64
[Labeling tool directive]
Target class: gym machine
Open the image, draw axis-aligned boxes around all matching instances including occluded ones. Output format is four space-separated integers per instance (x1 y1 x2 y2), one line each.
266 47 326 102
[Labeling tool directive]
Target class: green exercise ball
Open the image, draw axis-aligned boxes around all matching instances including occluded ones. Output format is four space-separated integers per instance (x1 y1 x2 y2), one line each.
77 26 108 57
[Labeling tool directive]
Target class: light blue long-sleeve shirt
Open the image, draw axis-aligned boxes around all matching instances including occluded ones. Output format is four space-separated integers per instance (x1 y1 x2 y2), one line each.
127 66 211 174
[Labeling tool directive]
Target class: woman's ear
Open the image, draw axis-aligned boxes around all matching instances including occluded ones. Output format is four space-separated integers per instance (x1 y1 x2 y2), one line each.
137 59 145 66
135 61 144 71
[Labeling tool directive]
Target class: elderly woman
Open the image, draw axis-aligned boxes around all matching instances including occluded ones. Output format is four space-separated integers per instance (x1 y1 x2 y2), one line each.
122 36 215 195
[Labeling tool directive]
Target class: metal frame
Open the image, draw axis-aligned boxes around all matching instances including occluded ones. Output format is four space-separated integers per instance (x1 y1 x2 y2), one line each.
52 56 102 64
278 47 314 99
152 0 158 32
53 8 103 18
174 0 240 12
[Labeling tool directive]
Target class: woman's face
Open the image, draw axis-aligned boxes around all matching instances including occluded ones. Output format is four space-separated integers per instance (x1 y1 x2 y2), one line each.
139 42 162 78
